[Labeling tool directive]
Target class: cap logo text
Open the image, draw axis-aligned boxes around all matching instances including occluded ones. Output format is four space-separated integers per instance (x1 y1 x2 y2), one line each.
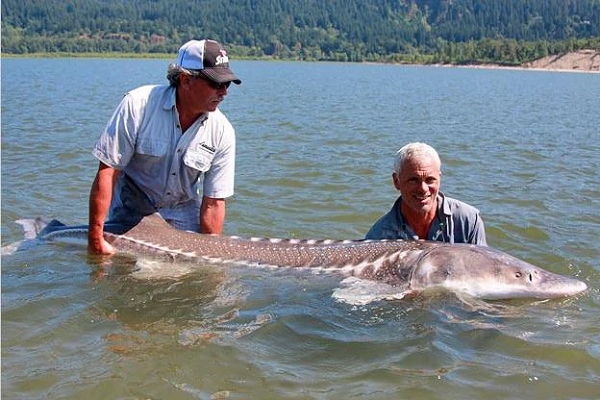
215 50 229 66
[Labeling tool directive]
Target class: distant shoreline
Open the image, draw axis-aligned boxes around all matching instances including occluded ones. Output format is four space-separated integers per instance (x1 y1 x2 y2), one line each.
431 63 600 74
4 50 598 73
374 50 600 74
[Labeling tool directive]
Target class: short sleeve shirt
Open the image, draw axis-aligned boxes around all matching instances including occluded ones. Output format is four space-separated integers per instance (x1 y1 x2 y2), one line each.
365 192 487 245
92 84 235 230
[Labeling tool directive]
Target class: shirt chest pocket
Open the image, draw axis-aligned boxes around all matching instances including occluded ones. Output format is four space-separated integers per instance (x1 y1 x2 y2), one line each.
183 148 215 173
137 138 168 157
134 138 169 177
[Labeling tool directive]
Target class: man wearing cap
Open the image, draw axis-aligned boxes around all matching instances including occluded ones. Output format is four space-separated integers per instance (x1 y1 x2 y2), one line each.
88 39 242 255
365 142 487 245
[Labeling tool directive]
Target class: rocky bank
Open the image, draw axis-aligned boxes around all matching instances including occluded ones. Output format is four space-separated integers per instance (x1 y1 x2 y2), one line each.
522 49 600 72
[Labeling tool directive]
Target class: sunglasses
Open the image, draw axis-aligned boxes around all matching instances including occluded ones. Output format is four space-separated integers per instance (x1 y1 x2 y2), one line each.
193 75 231 90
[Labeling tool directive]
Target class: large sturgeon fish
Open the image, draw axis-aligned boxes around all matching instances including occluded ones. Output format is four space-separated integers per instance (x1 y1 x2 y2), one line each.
15 213 587 300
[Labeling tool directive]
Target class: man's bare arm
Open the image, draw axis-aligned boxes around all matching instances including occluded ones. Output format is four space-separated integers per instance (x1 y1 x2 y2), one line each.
200 196 226 234
88 162 120 254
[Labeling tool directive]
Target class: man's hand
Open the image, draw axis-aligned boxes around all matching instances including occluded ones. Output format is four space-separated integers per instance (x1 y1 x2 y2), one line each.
87 229 116 255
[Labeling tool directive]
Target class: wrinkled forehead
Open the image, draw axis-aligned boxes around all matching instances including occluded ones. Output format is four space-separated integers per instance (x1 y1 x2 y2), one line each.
400 157 441 177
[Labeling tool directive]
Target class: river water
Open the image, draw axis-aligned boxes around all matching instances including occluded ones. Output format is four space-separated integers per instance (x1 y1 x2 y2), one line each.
1 58 599 399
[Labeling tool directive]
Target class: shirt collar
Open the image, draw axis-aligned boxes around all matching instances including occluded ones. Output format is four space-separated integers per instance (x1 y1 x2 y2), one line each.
163 85 177 110
393 192 450 239
438 192 451 217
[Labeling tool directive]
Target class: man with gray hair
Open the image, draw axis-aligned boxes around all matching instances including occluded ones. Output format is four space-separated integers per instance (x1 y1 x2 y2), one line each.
88 39 241 255
365 142 487 245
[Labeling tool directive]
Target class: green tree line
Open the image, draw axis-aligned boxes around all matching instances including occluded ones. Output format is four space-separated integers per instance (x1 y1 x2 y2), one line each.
2 0 599 65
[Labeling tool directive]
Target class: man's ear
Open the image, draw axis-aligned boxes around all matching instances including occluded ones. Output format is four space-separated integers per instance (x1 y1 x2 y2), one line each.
179 73 193 88
392 173 401 191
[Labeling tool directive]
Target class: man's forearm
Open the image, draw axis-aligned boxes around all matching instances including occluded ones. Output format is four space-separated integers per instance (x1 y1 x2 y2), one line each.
200 196 226 234
88 163 119 248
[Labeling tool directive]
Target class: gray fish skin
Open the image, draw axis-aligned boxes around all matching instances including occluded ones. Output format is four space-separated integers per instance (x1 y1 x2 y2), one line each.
18 213 587 300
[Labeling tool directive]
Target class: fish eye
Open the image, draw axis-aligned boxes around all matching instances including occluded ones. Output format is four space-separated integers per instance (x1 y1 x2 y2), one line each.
515 272 522 278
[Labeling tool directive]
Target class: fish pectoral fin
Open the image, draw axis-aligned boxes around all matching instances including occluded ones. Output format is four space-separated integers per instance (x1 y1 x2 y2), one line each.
332 277 413 305
396 289 421 300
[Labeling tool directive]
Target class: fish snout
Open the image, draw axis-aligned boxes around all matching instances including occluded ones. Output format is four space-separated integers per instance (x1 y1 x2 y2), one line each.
523 267 588 297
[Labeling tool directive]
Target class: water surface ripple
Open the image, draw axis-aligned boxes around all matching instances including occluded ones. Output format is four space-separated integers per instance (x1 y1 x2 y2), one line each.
2 59 599 399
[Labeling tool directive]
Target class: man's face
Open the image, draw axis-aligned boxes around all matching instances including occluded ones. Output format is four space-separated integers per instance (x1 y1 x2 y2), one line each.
393 158 441 215
183 75 229 113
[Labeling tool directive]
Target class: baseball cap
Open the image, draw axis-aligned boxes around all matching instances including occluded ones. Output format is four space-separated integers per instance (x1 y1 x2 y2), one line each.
175 39 241 85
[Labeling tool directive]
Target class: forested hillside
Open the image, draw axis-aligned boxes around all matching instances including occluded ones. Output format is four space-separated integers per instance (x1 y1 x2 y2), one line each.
2 0 600 65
